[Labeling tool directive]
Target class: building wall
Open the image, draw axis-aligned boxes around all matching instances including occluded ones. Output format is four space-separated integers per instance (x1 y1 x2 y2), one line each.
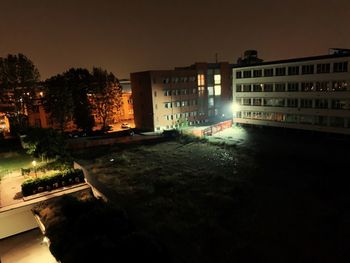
131 72 154 131
131 62 233 131
232 55 350 135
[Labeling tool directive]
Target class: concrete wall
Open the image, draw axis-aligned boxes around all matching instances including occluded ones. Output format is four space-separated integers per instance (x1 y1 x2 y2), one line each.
0 204 38 239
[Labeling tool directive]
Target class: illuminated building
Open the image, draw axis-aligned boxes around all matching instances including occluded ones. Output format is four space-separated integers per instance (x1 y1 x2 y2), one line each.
232 49 350 135
131 62 232 131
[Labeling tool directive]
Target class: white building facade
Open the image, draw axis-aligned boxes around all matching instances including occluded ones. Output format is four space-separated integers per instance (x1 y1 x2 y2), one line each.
232 53 350 135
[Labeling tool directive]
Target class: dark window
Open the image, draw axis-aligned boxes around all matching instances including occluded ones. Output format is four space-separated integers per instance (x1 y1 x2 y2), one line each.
252 84 262 92
264 68 273 77
287 83 299 92
242 85 251 92
275 83 286 92
315 99 328 109
275 67 286 76
264 84 273 92
253 69 262 78
243 71 252 78
302 65 314 74
300 99 313 108
301 82 314 92
333 62 348 73
236 71 242 79
236 85 242 92
315 82 331 92
288 66 299 75
316 63 330 74
287 99 298 108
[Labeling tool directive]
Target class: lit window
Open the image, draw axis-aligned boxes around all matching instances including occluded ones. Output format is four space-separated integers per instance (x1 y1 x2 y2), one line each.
208 86 214 96
197 74 205 86
214 74 221 84
208 97 214 107
214 85 221 96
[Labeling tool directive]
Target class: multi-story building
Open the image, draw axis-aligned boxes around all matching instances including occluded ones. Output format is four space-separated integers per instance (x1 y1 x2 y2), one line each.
131 62 232 131
232 49 350 135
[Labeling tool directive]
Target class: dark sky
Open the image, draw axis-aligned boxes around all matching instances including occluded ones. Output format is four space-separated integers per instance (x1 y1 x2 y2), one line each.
1 0 350 80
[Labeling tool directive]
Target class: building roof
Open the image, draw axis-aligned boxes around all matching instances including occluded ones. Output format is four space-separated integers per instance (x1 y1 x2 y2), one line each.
233 53 350 69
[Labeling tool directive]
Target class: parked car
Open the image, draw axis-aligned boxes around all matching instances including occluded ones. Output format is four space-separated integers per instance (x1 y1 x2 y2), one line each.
121 123 131 129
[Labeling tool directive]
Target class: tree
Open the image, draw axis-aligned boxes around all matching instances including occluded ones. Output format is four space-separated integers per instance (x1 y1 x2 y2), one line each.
43 74 74 131
0 54 40 132
91 67 122 131
22 127 67 161
64 68 95 132
44 68 95 132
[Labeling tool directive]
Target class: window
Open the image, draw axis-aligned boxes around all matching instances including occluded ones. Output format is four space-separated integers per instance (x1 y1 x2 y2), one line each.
315 116 328 126
208 97 214 107
315 82 331 92
208 86 214 96
315 99 328 109
285 114 298 123
243 85 251 92
316 63 330 73
275 67 286 76
236 71 242 79
164 102 172 108
302 65 314 74
333 62 348 73
263 98 285 107
332 81 348 91
329 117 344 127
287 83 299 92
236 85 242 92
299 115 314 124
275 83 286 92
264 68 273 77
242 98 251 105
264 84 273 92
197 74 205 86
154 91 157 97
243 71 252 78
301 82 314 92
288 66 299 75
198 86 205 96
253 69 262 77
253 84 262 92
214 85 221 96
332 99 349 110
287 99 298 108
214 74 221 84
300 99 313 108
253 98 262 106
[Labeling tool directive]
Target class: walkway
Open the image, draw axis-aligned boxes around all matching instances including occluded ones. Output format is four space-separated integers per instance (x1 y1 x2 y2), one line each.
0 229 57 263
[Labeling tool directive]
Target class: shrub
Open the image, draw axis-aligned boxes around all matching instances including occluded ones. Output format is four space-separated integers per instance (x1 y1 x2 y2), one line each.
21 169 85 197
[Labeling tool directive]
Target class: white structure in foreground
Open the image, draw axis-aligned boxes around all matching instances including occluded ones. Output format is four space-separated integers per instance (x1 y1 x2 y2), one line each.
232 49 350 135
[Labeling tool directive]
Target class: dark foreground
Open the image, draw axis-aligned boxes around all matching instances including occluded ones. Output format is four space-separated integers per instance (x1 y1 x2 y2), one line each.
72 127 350 263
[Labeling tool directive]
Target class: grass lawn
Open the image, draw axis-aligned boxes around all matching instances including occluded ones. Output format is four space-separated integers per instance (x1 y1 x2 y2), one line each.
76 131 350 263
0 151 33 180
80 140 258 263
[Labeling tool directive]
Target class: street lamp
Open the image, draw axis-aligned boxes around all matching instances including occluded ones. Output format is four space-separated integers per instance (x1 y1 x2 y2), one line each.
32 160 37 177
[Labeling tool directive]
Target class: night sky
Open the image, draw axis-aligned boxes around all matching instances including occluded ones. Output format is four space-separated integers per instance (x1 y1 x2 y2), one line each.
1 0 350 80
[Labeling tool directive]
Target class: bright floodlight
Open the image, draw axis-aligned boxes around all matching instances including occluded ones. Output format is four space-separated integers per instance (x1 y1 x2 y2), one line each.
232 102 241 112
32 160 37 167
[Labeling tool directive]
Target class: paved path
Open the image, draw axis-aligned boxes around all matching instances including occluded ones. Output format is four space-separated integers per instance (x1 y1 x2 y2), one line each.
0 171 24 208
0 228 57 263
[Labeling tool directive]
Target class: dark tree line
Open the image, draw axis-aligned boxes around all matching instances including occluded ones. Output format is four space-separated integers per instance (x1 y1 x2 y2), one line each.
0 53 40 132
0 53 122 133
43 67 122 132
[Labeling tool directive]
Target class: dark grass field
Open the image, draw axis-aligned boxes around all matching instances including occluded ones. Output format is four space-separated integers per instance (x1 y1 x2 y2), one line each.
75 127 350 263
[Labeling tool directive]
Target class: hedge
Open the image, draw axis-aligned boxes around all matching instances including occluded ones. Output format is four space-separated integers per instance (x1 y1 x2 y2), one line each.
21 169 85 197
